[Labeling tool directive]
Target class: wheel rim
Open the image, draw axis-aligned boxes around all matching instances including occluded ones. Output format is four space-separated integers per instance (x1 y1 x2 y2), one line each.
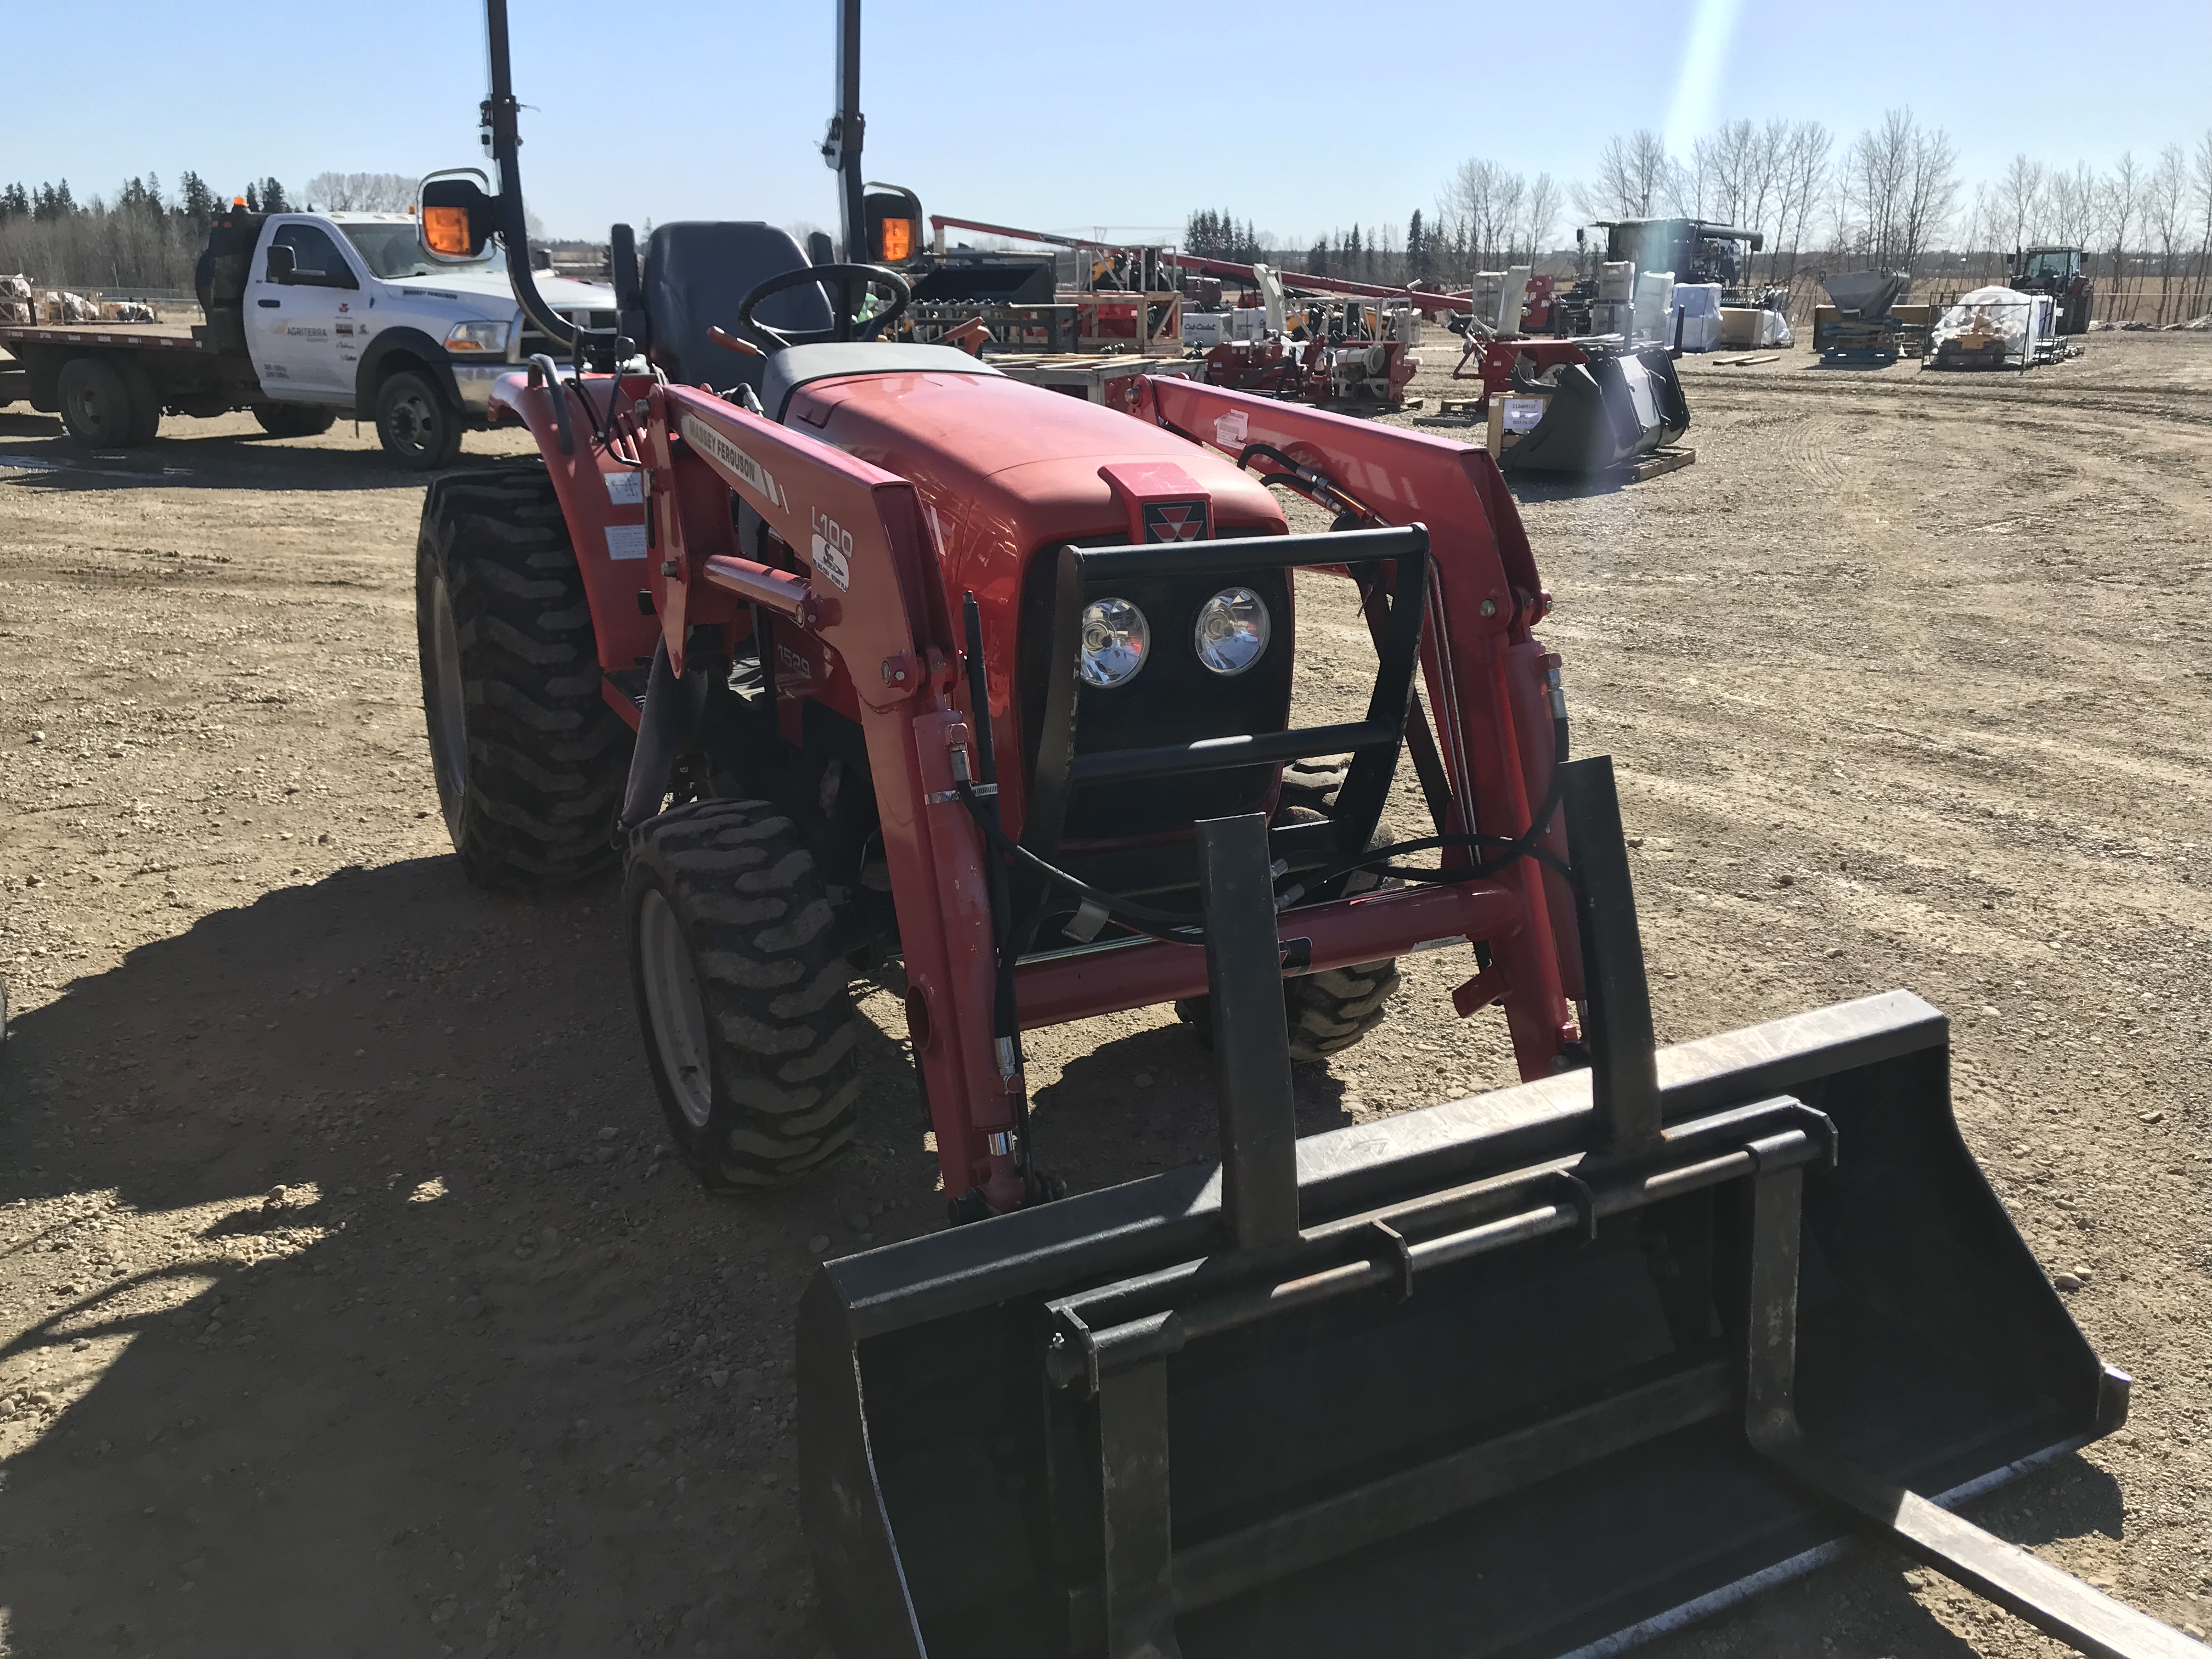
67 380 116 437
637 889 714 1128
388 390 438 454
425 569 470 830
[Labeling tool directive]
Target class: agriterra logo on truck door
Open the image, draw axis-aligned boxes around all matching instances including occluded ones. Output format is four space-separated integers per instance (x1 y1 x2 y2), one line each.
1142 500 1209 542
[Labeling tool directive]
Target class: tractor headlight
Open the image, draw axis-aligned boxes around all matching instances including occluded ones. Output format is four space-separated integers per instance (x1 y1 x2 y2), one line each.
443 318 511 354
1077 597 1149 689
1193 587 1270 676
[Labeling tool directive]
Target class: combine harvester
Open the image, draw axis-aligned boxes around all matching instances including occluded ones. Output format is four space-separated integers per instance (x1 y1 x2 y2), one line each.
413 4 2197 1656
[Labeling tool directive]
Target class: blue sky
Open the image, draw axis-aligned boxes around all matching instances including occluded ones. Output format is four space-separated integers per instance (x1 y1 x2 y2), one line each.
3 0 2204 242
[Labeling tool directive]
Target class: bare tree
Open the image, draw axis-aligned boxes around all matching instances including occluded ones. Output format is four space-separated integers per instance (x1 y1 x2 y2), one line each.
1899 122 1959 273
1998 153 2045 255
2045 162 2099 251
1576 130 1673 219
304 172 417 213
1521 172 1562 261
2143 145 2188 324
2101 152 2140 317
1774 121 1832 282
1837 109 1950 270
2194 130 2212 319
1444 158 1527 269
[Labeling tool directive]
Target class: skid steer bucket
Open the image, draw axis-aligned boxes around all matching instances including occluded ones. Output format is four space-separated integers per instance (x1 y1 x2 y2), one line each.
1500 346 1690 477
802 764 2192 1659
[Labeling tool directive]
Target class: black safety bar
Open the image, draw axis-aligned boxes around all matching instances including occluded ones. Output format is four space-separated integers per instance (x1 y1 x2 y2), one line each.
1023 524 1431 872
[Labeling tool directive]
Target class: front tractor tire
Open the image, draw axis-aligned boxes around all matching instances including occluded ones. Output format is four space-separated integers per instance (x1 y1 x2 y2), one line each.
416 463 633 887
625 800 863 1190
1176 776 1402 1063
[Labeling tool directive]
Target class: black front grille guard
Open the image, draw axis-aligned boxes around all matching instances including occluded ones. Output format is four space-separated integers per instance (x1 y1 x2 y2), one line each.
1018 524 1431 927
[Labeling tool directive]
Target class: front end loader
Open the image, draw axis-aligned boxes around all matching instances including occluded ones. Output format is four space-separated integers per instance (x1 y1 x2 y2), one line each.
407 4 2199 1655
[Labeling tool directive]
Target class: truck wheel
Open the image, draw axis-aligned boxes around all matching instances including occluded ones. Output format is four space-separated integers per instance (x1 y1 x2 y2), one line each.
56 358 138 446
377 369 464 470
625 798 862 1189
117 362 162 444
416 462 633 887
255 404 337 438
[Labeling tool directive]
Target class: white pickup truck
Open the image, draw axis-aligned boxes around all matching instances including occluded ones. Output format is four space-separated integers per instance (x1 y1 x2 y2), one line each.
0 204 616 468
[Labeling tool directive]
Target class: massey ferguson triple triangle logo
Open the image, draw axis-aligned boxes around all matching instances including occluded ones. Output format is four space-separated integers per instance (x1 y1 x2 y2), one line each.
1142 500 1209 543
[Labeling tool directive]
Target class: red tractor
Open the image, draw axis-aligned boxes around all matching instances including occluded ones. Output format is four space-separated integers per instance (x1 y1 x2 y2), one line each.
404 9 2192 1658
414 43 1584 1219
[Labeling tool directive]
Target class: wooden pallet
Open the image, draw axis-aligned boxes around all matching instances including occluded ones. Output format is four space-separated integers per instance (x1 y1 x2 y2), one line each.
1623 447 1695 483
1437 396 1484 415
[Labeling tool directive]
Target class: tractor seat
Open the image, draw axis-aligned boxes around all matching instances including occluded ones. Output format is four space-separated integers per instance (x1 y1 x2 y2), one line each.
759 343 1005 424
642 222 832 394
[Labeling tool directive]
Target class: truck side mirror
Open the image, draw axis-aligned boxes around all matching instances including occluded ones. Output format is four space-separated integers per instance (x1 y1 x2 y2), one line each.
265 244 296 283
418 169 497 262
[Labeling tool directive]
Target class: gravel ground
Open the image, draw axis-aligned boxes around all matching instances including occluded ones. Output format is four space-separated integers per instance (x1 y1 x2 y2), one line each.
1 330 2208 1656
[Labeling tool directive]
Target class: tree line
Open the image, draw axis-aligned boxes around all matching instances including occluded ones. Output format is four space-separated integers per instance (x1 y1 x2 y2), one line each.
0 171 417 292
1199 114 2212 326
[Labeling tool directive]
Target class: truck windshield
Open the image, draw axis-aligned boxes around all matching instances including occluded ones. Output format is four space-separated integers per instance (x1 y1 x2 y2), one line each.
340 223 507 281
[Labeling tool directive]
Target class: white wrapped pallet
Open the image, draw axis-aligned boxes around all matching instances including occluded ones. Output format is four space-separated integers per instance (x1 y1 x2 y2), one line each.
1672 283 1724 352
1632 270 1675 346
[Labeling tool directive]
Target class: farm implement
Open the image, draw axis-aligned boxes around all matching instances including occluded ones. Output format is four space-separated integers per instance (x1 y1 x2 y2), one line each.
407 3 2201 1655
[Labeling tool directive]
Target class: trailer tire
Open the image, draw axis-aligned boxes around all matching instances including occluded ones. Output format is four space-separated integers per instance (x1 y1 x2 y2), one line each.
255 404 337 438
416 463 633 887
625 798 863 1190
56 358 139 446
377 368 464 470
117 361 162 444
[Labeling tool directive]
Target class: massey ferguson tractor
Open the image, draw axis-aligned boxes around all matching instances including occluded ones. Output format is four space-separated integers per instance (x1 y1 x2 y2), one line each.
409 5 2198 1657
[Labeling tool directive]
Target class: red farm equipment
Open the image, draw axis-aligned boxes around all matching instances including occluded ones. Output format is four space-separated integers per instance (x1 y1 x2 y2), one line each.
407 5 2203 1657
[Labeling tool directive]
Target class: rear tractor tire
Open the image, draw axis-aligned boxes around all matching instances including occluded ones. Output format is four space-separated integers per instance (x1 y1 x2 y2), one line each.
626 799 863 1190
415 462 634 887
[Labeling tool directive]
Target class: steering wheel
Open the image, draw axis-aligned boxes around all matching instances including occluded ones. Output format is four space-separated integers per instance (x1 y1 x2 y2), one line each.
735 263 912 351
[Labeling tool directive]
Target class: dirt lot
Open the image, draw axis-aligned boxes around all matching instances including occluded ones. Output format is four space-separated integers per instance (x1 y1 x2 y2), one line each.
2 332 2209 1657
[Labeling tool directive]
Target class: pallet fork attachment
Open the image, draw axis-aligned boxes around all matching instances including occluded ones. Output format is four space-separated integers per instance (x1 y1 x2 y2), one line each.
800 755 2193 1658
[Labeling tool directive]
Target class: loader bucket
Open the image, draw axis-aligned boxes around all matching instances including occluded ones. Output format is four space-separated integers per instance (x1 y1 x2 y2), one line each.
1501 347 1690 477
802 768 2178 1659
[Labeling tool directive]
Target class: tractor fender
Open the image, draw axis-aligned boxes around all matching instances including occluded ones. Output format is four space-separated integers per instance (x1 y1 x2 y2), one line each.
355 329 463 416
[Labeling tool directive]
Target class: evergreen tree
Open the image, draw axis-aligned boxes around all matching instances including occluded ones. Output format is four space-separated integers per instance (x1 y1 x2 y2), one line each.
1407 210 1428 278
244 183 260 213
0 183 27 221
32 180 77 222
1306 238 1327 276
260 177 290 213
177 171 217 225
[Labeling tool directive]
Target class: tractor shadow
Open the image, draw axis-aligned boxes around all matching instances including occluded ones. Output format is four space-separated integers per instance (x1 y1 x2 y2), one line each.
0 413 533 494
0 854 919 1656
1028 1018 1356 1195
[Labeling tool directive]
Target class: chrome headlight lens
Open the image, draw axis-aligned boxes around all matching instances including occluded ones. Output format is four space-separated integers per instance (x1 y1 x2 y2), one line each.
1078 597 1149 688
443 318 512 354
1193 587 1270 676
